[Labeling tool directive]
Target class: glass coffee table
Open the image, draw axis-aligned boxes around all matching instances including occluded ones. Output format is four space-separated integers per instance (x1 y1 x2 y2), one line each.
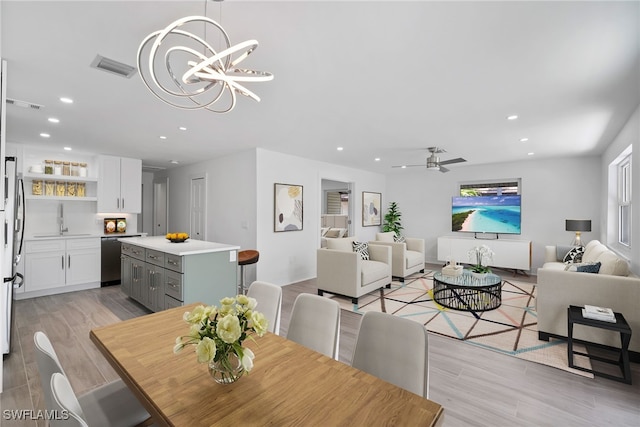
433 270 502 311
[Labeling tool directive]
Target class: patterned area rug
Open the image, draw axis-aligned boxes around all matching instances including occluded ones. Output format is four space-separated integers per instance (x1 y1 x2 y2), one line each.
326 270 594 378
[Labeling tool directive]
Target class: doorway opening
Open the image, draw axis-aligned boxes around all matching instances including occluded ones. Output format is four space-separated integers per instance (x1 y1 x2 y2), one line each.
320 179 353 246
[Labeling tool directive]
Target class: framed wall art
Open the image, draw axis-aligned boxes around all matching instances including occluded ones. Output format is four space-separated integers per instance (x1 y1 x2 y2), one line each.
362 191 381 226
274 183 303 232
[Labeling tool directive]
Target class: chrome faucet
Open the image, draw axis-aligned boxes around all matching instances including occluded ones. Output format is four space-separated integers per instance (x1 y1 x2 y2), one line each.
59 203 68 235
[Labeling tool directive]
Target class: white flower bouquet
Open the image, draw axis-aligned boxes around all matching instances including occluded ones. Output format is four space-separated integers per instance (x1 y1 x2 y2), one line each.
467 244 494 274
174 295 268 382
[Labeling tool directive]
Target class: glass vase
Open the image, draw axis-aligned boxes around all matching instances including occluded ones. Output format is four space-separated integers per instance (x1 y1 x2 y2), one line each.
208 351 244 384
470 271 489 280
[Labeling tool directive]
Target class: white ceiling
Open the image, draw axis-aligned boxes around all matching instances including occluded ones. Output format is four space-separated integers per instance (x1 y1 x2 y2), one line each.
2 1 639 173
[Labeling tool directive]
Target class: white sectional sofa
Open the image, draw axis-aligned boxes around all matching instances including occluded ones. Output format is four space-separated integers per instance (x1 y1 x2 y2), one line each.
537 239 640 355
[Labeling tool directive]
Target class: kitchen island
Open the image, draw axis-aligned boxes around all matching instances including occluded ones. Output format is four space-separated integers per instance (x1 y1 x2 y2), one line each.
119 236 239 311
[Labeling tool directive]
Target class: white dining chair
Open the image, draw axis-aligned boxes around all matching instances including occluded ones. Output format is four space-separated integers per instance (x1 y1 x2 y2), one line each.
50 373 89 427
33 331 150 427
351 311 430 398
286 293 341 359
247 280 282 335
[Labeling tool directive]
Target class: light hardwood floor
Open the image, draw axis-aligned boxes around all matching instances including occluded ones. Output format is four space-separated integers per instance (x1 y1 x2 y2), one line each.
2 268 639 426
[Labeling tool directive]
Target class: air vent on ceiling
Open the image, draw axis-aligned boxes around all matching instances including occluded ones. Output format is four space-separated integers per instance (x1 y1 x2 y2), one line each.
142 165 166 172
6 98 44 110
90 55 137 78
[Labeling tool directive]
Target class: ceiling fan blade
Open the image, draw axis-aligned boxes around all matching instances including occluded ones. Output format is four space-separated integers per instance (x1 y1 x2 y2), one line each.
391 164 424 168
438 157 466 166
439 166 450 173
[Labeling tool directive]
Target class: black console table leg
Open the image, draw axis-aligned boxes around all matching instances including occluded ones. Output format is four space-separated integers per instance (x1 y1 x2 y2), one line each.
620 332 632 384
567 308 574 368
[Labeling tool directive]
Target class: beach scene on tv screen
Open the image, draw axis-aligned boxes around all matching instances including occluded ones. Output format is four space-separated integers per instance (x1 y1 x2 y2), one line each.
452 196 521 234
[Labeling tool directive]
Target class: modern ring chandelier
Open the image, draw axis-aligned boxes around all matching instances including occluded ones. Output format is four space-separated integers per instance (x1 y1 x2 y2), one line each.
137 14 273 113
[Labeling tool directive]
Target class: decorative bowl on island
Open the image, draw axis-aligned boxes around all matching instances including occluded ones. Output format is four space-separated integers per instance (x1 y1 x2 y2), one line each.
166 232 189 243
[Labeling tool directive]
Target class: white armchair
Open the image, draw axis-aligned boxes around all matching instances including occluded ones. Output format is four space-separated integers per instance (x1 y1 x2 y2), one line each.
369 232 425 282
317 237 392 304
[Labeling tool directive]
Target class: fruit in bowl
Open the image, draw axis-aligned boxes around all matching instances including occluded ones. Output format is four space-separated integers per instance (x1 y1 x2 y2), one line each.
166 232 189 242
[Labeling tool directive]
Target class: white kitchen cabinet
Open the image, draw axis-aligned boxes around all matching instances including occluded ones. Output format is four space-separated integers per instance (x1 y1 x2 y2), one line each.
21 237 100 297
97 155 142 213
66 238 101 285
24 242 66 292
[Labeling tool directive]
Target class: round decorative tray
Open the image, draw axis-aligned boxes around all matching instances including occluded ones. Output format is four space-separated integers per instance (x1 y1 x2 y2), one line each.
168 238 189 243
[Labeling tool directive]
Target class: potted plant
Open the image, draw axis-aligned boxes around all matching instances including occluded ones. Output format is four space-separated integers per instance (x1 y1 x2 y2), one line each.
173 295 268 384
383 202 403 237
467 245 494 279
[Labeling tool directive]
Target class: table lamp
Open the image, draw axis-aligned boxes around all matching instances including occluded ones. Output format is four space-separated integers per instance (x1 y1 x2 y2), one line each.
565 219 591 247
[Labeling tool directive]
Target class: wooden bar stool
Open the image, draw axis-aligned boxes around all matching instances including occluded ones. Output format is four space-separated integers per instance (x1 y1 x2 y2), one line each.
238 250 259 295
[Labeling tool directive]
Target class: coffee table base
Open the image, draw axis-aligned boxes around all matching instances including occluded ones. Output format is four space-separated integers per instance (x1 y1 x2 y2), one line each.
433 280 502 312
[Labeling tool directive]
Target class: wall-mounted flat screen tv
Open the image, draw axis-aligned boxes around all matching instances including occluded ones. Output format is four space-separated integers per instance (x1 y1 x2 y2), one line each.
452 195 521 234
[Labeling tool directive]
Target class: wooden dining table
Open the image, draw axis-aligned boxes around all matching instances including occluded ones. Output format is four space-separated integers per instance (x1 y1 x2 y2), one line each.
90 303 443 426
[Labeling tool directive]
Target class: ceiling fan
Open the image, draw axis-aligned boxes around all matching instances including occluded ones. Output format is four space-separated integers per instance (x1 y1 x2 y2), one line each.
392 147 467 173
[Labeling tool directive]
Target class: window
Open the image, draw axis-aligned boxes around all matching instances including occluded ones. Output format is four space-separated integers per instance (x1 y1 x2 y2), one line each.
459 180 521 196
618 154 632 247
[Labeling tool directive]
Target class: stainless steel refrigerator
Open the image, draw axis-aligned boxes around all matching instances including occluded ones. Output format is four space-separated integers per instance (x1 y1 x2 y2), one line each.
2 156 25 355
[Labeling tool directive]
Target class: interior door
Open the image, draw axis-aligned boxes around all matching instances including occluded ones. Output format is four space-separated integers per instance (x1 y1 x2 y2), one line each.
190 177 206 240
153 177 168 236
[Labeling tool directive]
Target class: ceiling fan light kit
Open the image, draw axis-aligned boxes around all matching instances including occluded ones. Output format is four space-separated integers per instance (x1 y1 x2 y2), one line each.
137 4 273 113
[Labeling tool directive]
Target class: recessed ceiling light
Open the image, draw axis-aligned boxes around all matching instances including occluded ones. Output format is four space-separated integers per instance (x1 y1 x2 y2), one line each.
159 136 167 140
59 97 73 104
48 117 60 123
40 133 50 138
337 147 344 151
63 147 72 151
507 115 518 120
519 137 529 142
169 160 179 164
178 126 187 131
401 165 407 169
527 152 535 156
374 158 381 162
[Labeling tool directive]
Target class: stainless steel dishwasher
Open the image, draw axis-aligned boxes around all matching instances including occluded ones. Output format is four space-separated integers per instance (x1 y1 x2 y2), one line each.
101 235 141 286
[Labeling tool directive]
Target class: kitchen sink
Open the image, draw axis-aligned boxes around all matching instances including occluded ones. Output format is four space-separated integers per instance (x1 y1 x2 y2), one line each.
33 233 92 238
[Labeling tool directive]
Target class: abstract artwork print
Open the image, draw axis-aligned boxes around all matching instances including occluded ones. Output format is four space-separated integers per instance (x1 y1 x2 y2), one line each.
274 183 303 232
362 192 381 226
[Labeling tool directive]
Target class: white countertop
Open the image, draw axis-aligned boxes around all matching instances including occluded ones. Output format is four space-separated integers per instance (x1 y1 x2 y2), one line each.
25 232 146 241
118 236 240 256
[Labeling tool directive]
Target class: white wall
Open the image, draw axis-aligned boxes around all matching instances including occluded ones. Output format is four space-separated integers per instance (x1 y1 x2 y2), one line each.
601 104 639 274
156 149 257 251
256 148 386 285
155 149 257 288
386 156 602 272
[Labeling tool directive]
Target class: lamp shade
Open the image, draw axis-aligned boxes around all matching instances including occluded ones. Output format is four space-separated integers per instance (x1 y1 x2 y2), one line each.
565 219 591 232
